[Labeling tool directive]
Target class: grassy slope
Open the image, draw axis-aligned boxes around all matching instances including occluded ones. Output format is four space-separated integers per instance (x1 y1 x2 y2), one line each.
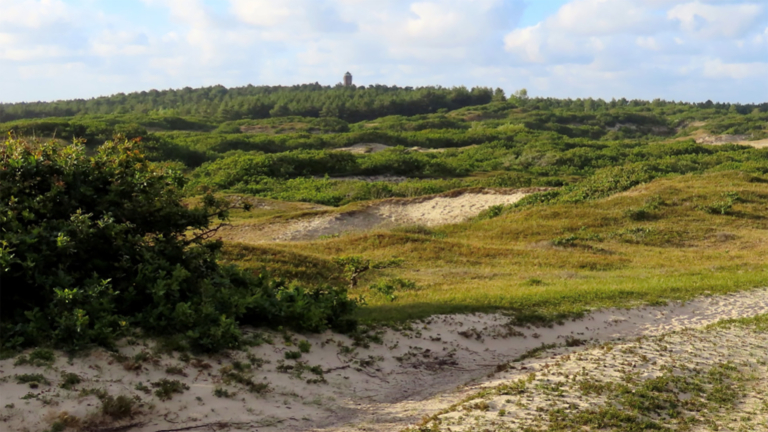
223 170 768 324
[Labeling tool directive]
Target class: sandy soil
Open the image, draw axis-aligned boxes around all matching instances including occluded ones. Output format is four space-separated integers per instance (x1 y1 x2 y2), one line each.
332 144 457 154
334 143 392 154
220 190 532 244
318 175 410 183
425 322 768 431
4 288 768 432
692 132 768 148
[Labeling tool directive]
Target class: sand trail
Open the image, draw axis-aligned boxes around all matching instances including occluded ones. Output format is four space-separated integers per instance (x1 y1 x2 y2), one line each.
5 288 768 431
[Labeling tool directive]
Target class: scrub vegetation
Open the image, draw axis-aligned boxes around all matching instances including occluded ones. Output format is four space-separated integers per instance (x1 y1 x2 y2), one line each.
2 84 768 354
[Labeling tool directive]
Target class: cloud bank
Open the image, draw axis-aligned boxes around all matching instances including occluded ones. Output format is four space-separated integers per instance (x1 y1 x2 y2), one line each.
0 0 766 103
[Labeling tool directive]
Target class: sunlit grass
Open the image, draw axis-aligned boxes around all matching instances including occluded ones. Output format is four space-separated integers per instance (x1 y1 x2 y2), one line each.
223 171 768 324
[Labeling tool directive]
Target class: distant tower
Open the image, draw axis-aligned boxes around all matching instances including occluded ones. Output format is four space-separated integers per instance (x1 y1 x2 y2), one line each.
344 72 353 87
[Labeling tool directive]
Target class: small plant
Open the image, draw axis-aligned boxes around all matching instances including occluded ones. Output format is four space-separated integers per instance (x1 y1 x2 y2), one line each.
565 336 587 347
625 195 664 221
231 361 251 372
165 365 188 377
15 349 56 367
100 395 136 420
247 353 267 368
46 412 80 432
135 382 151 394
699 191 740 215
552 235 579 247
151 379 189 401
369 278 418 302
333 256 371 289
59 372 82 390
213 387 234 398
285 350 302 360
220 367 271 394
79 387 108 399
523 278 545 286
298 340 312 354
15 373 50 388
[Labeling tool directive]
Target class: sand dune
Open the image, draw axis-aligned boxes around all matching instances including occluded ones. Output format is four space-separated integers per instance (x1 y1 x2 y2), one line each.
220 190 536 244
4 288 768 431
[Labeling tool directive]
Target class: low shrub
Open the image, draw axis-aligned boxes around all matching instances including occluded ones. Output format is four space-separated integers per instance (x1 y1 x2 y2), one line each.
100 395 136 420
0 138 357 353
152 379 189 401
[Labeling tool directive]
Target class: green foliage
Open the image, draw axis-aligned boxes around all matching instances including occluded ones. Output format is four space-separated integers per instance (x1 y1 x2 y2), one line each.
625 196 664 221
14 348 56 366
698 192 741 215
369 278 418 302
59 372 82 390
213 387 234 398
284 350 302 360
298 340 312 353
333 256 371 289
100 395 136 419
152 379 189 400
15 373 50 388
0 84 495 123
0 137 357 353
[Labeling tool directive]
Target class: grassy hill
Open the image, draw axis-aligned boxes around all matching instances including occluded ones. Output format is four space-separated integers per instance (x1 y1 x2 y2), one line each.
222 170 768 324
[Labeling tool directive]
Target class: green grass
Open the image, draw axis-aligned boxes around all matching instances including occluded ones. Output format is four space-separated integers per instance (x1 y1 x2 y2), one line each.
223 171 768 325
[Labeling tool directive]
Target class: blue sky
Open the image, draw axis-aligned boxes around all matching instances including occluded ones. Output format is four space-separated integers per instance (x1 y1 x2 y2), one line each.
0 0 766 103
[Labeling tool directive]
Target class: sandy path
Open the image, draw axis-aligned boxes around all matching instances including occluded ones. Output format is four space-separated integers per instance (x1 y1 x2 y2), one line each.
423 323 768 431
5 288 768 432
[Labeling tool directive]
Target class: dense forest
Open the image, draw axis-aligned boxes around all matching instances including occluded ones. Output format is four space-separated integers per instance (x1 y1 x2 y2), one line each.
0 84 502 123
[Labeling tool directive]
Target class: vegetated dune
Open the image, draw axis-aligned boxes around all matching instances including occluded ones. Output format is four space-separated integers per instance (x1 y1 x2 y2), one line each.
219 188 545 244
4 288 768 432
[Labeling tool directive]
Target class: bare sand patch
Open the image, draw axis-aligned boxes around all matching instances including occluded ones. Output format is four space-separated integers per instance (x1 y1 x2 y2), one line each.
691 132 768 148
4 288 768 431
220 190 536 244
334 143 392 154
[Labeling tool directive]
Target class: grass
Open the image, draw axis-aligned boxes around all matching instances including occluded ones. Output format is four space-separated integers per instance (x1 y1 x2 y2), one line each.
223 171 768 325
15 349 56 367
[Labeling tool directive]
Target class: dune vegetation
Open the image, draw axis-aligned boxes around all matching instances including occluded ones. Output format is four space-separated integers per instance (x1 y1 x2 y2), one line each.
2 84 768 354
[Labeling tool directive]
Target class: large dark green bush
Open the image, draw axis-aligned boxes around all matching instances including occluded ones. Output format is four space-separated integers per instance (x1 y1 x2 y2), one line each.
0 137 356 352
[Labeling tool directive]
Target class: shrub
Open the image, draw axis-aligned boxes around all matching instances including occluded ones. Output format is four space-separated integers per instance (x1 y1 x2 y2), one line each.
59 372 82 390
16 373 50 388
152 379 189 401
0 137 357 353
100 395 136 420
285 350 302 360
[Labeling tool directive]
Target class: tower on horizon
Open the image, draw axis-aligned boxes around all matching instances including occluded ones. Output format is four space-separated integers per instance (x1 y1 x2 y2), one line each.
344 72 353 87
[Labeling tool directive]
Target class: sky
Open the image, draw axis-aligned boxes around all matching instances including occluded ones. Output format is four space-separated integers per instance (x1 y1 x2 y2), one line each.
0 0 766 104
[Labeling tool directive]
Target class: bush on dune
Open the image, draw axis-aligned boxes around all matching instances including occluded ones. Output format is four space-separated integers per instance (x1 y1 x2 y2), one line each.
0 137 357 352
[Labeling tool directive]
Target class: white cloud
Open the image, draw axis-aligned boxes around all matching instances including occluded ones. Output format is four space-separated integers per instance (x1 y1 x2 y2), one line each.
668 2 765 38
0 0 71 28
0 0 766 103
703 58 768 79
548 0 664 36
